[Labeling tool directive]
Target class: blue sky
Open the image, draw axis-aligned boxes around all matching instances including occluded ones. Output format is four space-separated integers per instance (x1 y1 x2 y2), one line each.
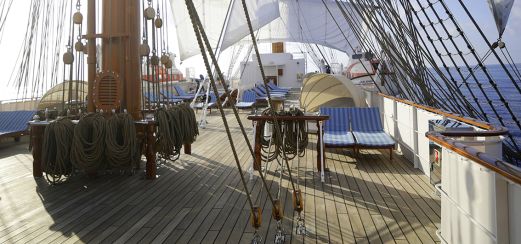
0 0 519 101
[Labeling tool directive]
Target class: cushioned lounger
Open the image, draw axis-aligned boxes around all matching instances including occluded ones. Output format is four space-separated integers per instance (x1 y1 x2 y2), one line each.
267 82 290 92
0 111 36 138
319 107 355 147
236 90 256 109
194 93 217 109
349 107 395 159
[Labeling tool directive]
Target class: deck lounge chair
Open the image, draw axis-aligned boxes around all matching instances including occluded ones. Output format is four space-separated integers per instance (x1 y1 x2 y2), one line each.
160 89 190 102
350 107 395 159
267 82 290 92
252 87 286 99
236 89 256 110
194 92 218 110
174 85 203 100
0 111 36 140
319 107 356 148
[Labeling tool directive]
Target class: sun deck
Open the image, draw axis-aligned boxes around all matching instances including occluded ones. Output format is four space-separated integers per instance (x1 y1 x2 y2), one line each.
0 111 440 243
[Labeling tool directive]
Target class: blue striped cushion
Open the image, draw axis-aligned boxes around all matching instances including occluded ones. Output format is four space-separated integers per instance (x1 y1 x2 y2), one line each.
350 107 383 132
324 131 355 146
174 85 189 96
319 107 350 132
241 90 256 103
236 102 254 108
0 111 35 135
352 131 395 147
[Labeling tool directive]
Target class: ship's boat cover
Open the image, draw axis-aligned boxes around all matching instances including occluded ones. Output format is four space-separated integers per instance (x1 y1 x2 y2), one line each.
300 74 366 112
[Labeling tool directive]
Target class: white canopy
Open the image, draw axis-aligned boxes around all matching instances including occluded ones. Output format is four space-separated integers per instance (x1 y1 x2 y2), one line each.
220 0 280 51
169 0 230 61
233 0 360 54
171 0 360 61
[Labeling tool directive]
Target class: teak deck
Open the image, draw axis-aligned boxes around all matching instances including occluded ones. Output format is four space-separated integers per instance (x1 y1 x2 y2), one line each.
0 111 440 243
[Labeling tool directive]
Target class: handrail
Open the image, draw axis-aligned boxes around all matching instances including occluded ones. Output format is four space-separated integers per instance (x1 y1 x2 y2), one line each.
426 133 521 185
378 93 508 137
377 93 521 184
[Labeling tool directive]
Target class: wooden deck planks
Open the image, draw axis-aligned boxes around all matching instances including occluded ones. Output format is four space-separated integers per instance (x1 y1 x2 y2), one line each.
0 111 441 243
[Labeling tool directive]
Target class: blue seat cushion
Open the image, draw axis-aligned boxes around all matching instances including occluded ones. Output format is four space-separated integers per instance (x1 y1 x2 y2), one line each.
319 107 350 132
350 107 383 132
236 102 255 108
324 131 355 147
352 131 395 147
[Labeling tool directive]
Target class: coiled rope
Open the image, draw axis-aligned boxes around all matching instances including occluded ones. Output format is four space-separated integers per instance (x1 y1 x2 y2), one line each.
155 104 198 161
260 108 309 162
105 112 139 169
42 117 74 184
71 113 106 172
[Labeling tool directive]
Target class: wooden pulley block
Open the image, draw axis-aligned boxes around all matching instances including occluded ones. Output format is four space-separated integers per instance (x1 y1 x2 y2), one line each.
293 189 304 212
93 71 121 111
272 199 283 221
63 51 74 64
144 7 155 20
73 12 83 24
74 41 84 52
150 55 159 65
164 59 173 69
140 42 150 56
160 54 169 64
155 18 163 28
251 206 262 229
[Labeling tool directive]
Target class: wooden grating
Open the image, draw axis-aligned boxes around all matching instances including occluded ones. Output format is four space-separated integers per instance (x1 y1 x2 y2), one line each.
94 71 121 111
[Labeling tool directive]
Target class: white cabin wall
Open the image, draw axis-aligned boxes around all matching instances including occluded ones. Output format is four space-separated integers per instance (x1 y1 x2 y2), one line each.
239 53 305 91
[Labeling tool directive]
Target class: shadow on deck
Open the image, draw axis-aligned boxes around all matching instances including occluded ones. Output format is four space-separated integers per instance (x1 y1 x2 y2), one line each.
0 112 440 243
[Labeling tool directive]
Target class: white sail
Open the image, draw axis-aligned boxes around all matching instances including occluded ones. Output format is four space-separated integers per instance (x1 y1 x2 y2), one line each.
169 0 230 61
220 0 280 51
236 0 360 54
487 0 515 37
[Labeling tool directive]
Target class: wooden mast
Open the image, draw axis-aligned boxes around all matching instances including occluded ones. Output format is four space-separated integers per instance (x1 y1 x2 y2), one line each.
86 0 96 113
101 0 142 119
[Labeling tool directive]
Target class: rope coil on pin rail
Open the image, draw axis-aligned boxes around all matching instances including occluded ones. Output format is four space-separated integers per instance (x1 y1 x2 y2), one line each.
42 117 75 184
154 104 199 162
71 113 106 173
105 112 140 169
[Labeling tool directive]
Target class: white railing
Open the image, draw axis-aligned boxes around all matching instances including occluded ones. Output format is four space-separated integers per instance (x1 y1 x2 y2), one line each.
364 91 521 244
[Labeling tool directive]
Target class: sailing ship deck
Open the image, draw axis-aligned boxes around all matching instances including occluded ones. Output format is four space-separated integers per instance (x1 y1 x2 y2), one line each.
0 111 440 243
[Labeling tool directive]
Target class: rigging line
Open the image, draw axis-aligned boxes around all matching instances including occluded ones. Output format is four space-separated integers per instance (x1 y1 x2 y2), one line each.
349 0 427 102
455 0 521 96
188 8 277 201
371 0 469 111
501 47 521 82
0 0 14 44
239 0 299 194
410 0 484 118
321 0 383 93
314 44 330 67
184 0 259 213
444 0 521 134
392 0 479 114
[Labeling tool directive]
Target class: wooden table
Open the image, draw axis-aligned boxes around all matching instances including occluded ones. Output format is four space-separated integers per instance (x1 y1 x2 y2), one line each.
247 114 329 182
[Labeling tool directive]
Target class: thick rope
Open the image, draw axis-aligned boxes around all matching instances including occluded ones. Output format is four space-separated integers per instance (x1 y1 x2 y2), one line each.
71 113 106 172
105 113 140 169
155 104 198 161
42 117 74 184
